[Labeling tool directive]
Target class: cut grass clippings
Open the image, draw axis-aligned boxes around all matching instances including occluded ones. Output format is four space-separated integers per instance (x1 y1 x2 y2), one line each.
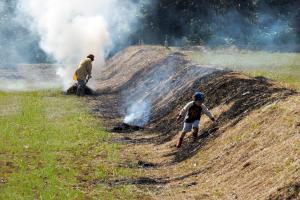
0 90 140 200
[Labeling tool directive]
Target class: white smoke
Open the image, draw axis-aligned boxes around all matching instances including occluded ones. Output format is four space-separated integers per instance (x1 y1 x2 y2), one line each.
16 0 142 90
123 55 179 126
122 53 219 127
124 101 150 126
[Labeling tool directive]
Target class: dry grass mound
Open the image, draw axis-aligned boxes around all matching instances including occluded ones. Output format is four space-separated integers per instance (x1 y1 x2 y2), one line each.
88 45 299 199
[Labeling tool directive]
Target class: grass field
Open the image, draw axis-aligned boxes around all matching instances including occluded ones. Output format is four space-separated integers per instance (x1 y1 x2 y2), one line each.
0 91 140 200
189 48 300 91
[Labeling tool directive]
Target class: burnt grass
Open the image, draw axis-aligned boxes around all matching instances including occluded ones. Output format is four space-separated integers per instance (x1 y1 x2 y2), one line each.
66 83 95 95
88 70 295 163
268 182 300 200
149 71 295 162
85 69 297 192
150 71 294 139
85 48 297 191
110 123 144 133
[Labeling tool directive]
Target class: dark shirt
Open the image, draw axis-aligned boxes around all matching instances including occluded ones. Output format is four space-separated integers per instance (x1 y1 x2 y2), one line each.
185 103 202 123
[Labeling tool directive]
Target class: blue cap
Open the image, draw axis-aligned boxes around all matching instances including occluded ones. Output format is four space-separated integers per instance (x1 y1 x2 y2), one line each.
193 92 205 101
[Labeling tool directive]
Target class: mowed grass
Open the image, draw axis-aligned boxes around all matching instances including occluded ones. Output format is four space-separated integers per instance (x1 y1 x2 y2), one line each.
189 48 300 91
0 91 139 200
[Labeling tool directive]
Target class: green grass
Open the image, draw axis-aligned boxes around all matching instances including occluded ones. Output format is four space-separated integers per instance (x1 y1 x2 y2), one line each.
189 48 300 91
0 91 139 200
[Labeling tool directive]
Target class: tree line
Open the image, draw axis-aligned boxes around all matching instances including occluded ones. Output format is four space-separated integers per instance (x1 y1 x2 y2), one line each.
131 0 299 51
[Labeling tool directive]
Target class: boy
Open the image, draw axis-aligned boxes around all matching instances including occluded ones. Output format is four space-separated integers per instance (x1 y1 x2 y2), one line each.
176 92 215 148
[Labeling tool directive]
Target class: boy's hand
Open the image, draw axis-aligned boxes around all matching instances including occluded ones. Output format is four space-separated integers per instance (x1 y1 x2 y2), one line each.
177 115 182 121
211 117 219 125
211 117 218 123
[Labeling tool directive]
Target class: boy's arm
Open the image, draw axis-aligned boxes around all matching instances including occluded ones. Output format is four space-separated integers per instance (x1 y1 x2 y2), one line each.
177 101 193 119
201 104 215 121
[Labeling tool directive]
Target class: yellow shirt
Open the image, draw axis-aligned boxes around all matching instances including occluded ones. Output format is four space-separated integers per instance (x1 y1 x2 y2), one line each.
75 58 92 80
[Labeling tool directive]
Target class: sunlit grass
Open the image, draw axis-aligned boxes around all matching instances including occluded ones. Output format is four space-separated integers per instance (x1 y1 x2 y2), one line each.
189 48 300 91
0 90 139 200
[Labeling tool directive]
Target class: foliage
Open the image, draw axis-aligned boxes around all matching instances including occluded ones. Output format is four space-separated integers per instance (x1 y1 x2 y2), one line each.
136 0 300 50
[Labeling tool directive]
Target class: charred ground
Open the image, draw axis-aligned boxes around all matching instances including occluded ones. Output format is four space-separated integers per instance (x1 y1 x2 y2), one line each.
86 46 299 199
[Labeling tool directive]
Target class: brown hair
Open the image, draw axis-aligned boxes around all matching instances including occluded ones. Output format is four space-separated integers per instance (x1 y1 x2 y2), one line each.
87 54 95 61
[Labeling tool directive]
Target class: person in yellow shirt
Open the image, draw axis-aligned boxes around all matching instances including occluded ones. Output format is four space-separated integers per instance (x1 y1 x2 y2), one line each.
74 54 94 96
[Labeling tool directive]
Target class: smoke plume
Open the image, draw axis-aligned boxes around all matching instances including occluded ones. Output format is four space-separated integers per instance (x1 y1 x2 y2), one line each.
15 0 142 90
122 53 218 126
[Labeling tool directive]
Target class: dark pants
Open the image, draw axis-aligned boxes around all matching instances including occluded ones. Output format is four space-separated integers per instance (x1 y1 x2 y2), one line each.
76 80 86 96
